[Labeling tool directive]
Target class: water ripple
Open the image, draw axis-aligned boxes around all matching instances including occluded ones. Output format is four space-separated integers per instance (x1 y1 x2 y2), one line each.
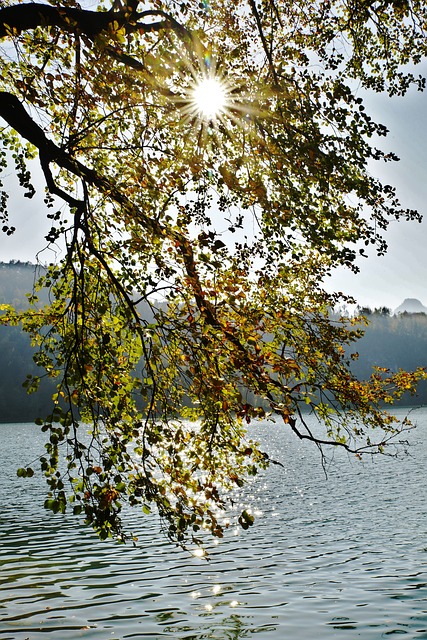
1 409 426 639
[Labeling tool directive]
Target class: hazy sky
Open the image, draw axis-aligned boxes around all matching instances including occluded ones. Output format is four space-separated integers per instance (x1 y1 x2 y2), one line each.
1 78 426 311
326 83 427 311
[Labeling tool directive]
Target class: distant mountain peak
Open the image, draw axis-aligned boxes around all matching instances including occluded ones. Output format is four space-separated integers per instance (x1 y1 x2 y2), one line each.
395 298 427 314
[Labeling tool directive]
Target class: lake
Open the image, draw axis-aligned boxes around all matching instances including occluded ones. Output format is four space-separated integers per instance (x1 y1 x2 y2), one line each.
1 408 426 639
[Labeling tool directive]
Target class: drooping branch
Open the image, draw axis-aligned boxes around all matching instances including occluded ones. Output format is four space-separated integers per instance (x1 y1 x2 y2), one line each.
0 91 85 212
0 91 284 418
0 92 414 459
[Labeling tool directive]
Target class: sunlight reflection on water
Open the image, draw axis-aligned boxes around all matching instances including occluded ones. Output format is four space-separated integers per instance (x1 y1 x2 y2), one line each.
0 407 426 639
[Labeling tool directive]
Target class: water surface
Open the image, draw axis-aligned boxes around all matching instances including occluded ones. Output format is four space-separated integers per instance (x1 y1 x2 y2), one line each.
1 409 426 639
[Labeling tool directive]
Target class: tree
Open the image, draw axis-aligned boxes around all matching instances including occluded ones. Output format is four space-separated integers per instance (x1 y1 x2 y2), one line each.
0 0 426 548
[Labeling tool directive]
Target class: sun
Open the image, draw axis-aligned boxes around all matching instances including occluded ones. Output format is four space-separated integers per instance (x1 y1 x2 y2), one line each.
191 77 227 120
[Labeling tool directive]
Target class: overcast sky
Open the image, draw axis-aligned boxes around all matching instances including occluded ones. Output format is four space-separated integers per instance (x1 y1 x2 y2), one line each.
1 79 426 311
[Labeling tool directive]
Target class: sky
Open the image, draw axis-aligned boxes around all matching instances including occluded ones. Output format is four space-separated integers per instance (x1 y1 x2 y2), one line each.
325 84 427 311
1 75 426 312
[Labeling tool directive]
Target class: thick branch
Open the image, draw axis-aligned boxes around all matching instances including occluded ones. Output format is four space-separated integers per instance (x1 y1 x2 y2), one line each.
0 91 57 153
0 3 126 38
0 3 190 40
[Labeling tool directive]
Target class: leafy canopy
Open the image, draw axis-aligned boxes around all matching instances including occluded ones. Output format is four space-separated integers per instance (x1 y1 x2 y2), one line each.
0 0 426 547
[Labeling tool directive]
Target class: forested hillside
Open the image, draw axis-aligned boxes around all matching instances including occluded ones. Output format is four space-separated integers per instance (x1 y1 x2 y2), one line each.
0 262 55 421
1 262 426 422
349 308 427 405
0 260 47 309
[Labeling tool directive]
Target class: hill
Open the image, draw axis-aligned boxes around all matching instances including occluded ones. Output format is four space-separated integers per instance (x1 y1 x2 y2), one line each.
394 298 427 314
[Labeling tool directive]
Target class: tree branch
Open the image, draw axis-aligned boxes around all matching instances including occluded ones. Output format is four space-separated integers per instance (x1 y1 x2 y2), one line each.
0 92 400 459
0 3 122 38
0 3 191 41
248 0 279 86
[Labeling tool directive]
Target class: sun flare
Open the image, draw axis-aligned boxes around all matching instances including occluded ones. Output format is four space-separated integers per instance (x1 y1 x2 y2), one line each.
192 77 227 119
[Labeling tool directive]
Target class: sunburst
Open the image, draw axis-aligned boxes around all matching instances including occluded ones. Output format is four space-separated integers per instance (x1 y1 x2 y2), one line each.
171 49 261 149
191 76 228 120
171 46 235 127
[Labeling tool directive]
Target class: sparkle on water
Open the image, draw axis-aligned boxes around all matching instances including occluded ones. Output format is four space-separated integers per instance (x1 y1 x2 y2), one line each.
2 409 427 638
192 77 227 119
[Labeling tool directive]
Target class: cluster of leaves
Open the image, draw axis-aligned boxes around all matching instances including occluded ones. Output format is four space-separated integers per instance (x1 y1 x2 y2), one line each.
0 0 426 546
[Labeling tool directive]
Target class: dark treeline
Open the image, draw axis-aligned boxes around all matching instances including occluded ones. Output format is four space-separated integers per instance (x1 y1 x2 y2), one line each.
0 262 426 422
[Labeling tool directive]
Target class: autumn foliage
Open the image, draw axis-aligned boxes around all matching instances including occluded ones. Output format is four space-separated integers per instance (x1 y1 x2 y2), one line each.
0 0 426 545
